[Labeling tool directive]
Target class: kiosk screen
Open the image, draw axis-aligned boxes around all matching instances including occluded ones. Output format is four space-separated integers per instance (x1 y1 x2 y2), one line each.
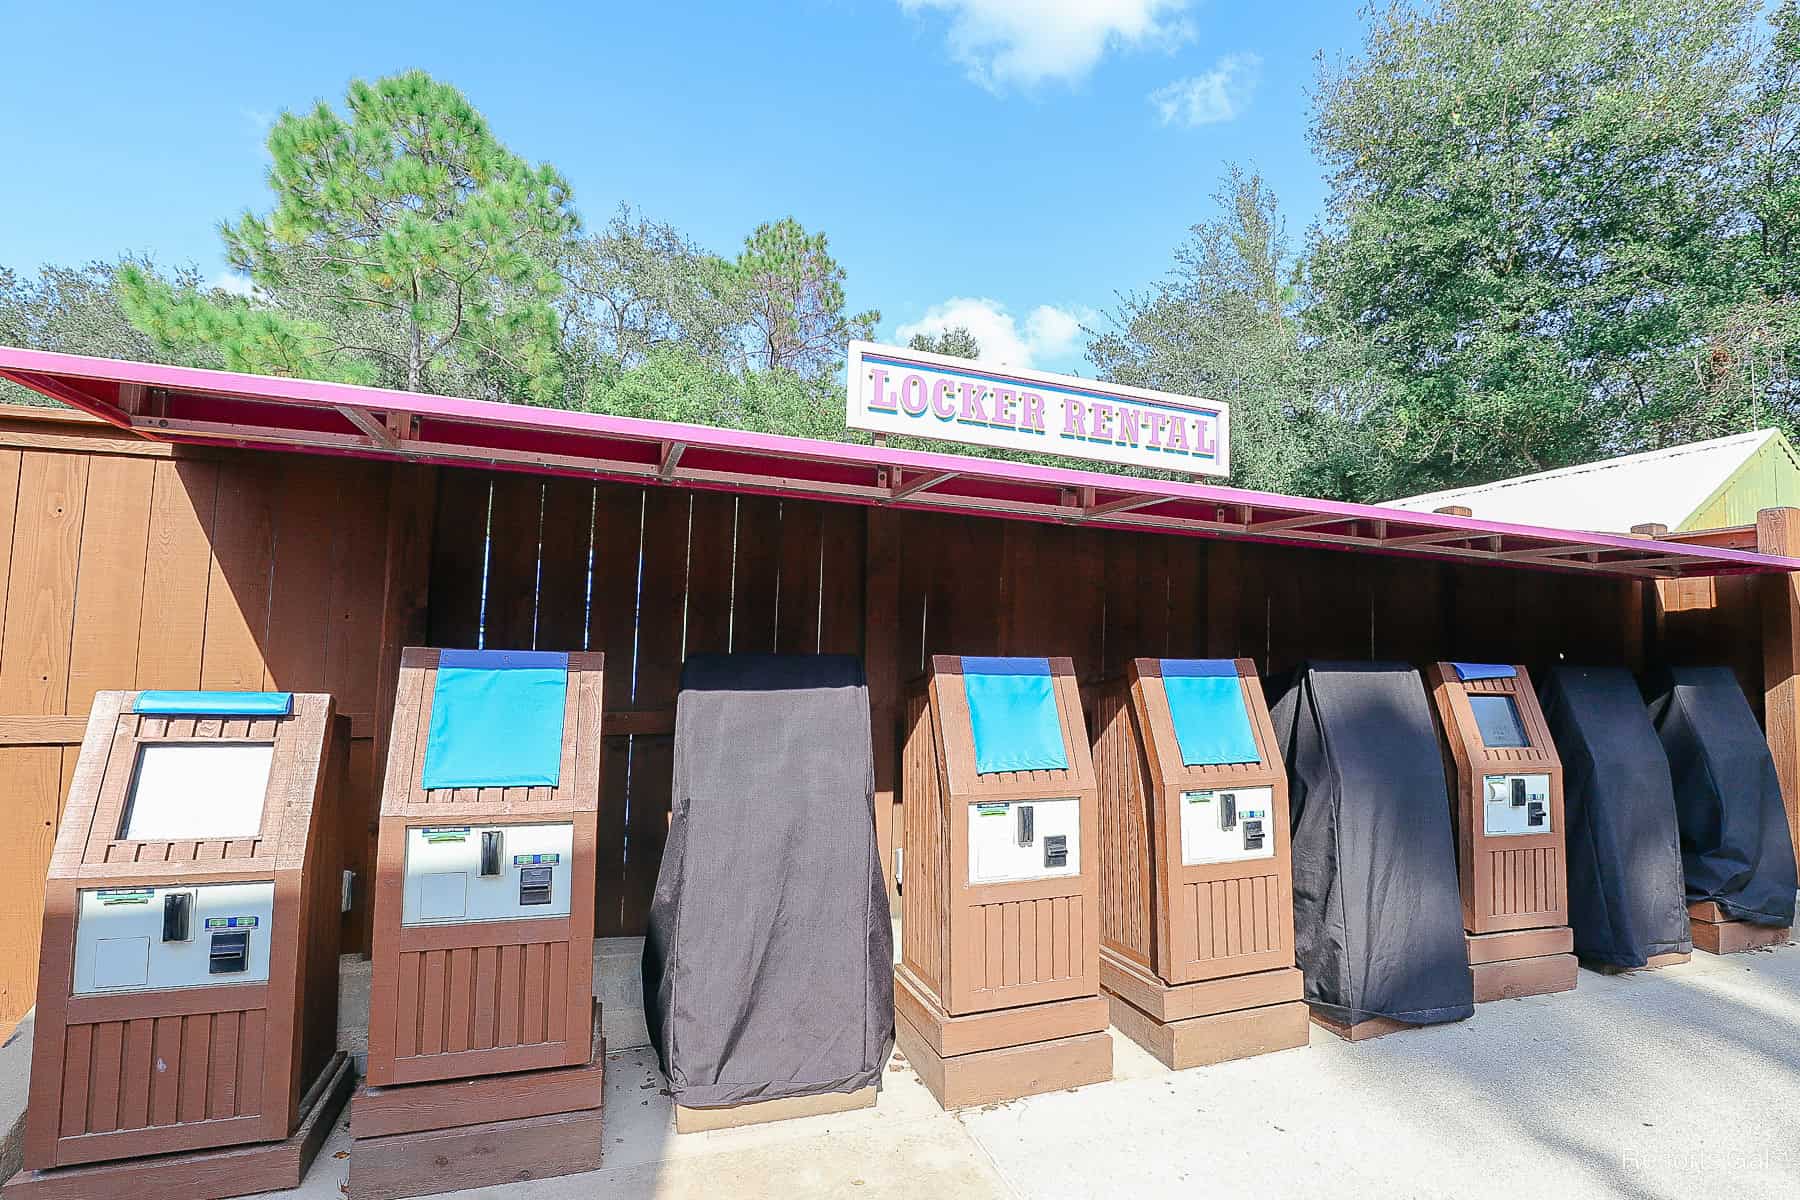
1469 694 1529 749
121 742 273 841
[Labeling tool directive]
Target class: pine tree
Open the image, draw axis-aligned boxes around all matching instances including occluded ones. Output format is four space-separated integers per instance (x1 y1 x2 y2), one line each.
121 70 577 401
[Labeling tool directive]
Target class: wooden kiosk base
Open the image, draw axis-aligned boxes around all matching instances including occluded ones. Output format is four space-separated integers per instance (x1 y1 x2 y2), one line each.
2 1052 354 1200
347 1009 605 1200
893 967 1111 1109
1688 902 1793 955
1583 951 1692 974
675 1087 877 1133
1099 950 1308 1070
1308 1011 1436 1042
1467 927 1579 1002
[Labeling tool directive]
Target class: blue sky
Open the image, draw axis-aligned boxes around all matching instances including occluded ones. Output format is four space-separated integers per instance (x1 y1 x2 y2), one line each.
0 0 1368 374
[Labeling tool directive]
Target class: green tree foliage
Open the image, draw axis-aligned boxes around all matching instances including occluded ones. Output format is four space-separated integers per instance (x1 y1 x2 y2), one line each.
0 259 228 405
734 218 879 379
562 205 744 371
1307 0 1778 496
908 326 982 359
1090 167 1386 495
120 70 577 401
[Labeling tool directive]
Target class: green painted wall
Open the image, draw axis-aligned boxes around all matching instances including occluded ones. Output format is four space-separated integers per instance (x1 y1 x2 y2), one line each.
1683 433 1800 530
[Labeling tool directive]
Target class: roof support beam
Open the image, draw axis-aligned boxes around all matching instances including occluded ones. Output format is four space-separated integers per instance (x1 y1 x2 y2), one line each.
891 469 957 501
1249 512 1349 534
1085 493 1164 519
335 405 396 449
659 440 686 480
1383 528 1481 548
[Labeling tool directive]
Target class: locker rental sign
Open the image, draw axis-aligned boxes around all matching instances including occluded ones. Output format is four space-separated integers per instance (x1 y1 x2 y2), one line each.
846 341 1229 477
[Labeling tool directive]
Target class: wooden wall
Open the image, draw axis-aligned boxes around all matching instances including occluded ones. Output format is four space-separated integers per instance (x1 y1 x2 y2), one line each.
0 403 1772 1035
423 474 866 935
0 409 401 1029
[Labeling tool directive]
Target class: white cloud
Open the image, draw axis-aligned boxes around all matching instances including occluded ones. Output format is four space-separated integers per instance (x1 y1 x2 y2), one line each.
1149 53 1262 126
207 271 257 298
895 297 1091 369
899 0 1193 90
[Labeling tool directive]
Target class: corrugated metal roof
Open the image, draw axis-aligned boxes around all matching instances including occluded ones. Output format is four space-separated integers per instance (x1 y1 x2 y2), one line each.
1388 430 1786 533
1 346 1795 580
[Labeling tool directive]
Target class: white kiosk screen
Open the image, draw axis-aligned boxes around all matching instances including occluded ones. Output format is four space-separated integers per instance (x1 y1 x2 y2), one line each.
121 743 273 840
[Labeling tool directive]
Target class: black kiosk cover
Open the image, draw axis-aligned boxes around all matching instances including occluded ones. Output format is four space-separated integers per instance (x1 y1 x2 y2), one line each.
1645 666 1797 927
643 653 894 1108
1270 662 1474 1028
1538 666 1691 966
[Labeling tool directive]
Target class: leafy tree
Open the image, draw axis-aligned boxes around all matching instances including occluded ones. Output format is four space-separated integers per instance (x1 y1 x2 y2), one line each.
1309 0 1764 495
0 258 228 405
734 217 878 379
1651 0 1800 441
1090 167 1386 495
120 70 577 401
578 345 847 441
908 326 982 359
563 205 744 371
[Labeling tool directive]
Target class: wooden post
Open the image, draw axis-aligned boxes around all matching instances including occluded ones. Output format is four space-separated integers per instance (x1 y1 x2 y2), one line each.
1755 506 1800 876
363 463 438 953
865 508 902 904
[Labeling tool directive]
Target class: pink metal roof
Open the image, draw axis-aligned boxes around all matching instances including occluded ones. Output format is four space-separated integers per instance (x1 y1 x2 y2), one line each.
2 346 1794 580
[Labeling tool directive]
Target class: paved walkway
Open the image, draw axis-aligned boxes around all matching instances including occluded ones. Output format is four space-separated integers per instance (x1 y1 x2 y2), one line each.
275 940 1800 1199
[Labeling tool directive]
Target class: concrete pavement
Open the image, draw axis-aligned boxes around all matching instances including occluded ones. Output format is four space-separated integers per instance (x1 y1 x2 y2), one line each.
258 937 1800 1200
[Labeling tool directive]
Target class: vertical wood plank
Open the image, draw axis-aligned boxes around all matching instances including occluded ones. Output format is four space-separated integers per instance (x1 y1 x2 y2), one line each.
426 469 490 649
149 1016 182 1126
619 490 687 932
775 500 821 654
683 492 735 657
0 451 88 713
817 501 865 655
865 508 901 901
59 1025 92 1137
134 460 218 690
87 1021 123 1133
1757 507 1800 876
521 944 546 1045
496 944 522 1047
117 1018 153 1130
198 459 275 690
238 1009 265 1121
177 1014 210 1123
731 496 782 653
588 485 641 936
206 1011 239 1119
483 473 543 650
260 456 339 693
445 948 473 1054
535 478 595 652
65 455 154 712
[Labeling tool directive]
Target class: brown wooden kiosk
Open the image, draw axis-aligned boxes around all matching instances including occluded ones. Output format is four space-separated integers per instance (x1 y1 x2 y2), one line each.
896 655 1111 1109
349 648 605 1200
5 689 351 1200
1093 658 1308 1068
1426 663 1580 1002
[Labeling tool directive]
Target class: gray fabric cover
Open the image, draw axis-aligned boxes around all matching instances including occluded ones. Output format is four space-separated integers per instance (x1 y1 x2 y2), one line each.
642 653 894 1108
1270 662 1474 1028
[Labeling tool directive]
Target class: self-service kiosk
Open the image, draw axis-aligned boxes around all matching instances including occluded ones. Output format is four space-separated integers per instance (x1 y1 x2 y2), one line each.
349 649 605 1200
1092 659 1307 1068
896 656 1111 1108
1646 665 1796 954
1537 666 1691 972
6 691 350 1200
1270 662 1474 1040
644 654 893 1132
1426 663 1579 1001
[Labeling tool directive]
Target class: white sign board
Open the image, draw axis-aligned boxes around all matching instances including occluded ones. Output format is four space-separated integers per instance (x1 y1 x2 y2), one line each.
846 341 1229 477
